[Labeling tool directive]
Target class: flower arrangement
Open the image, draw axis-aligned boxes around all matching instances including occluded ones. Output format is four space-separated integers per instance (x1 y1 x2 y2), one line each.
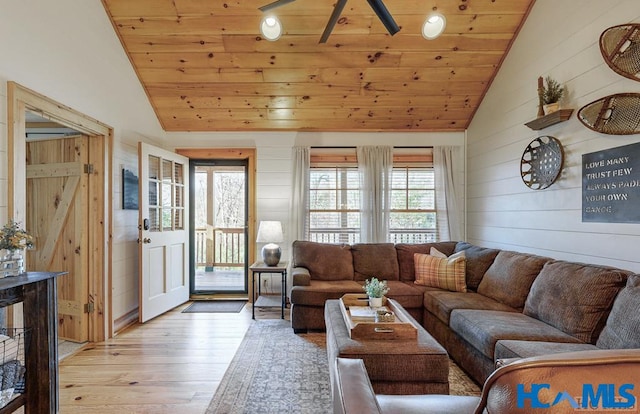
363 277 390 298
0 220 33 251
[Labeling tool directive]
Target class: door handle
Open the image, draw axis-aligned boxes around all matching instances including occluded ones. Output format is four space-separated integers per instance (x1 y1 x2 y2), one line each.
143 238 151 244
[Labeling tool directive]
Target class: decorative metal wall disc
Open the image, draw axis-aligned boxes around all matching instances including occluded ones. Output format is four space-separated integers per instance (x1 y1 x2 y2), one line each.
520 136 564 190
578 93 640 135
600 24 640 82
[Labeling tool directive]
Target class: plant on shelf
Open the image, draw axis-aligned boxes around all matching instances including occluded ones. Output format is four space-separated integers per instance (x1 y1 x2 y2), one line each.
541 76 565 114
363 277 389 308
0 220 33 252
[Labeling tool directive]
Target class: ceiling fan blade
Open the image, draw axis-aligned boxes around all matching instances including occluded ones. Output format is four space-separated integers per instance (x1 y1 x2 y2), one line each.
366 0 400 36
319 0 348 43
259 0 295 13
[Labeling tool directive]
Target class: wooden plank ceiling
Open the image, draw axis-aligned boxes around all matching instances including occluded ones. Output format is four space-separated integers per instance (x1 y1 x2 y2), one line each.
101 0 535 132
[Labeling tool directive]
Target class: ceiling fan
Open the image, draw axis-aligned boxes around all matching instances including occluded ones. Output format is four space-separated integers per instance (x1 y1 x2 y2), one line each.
259 0 400 43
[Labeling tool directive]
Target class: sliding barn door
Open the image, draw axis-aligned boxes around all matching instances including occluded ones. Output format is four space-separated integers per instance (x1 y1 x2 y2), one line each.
26 135 90 342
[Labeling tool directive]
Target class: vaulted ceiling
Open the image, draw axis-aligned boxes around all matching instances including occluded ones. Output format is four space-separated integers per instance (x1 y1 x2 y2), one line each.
101 0 535 132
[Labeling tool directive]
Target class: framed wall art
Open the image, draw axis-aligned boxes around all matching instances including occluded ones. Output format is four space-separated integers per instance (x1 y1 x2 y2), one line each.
122 168 139 210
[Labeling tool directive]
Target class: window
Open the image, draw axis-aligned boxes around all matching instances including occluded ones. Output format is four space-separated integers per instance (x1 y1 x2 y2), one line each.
309 167 360 244
389 167 436 243
307 148 436 243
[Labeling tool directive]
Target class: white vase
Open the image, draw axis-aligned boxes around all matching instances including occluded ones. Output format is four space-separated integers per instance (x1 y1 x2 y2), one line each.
369 297 383 308
543 102 560 115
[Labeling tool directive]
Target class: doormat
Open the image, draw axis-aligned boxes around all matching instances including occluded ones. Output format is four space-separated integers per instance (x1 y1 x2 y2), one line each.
182 301 246 313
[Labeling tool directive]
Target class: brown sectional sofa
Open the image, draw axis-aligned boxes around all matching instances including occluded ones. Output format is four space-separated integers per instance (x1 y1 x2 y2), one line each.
290 240 640 385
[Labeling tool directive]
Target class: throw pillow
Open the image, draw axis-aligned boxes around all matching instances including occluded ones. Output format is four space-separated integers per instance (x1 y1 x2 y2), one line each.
414 250 467 292
453 242 500 291
429 247 448 258
596 274 640 349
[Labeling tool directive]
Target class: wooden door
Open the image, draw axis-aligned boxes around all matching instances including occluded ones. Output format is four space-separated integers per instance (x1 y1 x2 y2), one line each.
26 135 90 342
138 142 190 323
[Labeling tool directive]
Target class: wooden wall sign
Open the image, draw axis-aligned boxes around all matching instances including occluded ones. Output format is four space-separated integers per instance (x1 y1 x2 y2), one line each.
582 141 640 223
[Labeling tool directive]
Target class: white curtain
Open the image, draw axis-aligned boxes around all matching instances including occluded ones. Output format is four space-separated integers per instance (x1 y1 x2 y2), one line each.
290 146 310 242
434 146 463 241
357 146 392 243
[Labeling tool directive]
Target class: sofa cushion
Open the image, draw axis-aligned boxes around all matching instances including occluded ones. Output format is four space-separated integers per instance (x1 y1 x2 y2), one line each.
385 281 426 309
352 243 399 281
450 310 582 359
290 280 364 306
524 261 629 344
453 242 499 291
423 291 518 325
414 251 466 292
495 340 598 360
292 240 354 281
395 242 457 282
477 251 549 309
597 274 640 349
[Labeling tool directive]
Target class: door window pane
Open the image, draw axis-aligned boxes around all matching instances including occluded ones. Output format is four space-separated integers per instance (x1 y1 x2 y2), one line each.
148 208 160 232
148 155 160 180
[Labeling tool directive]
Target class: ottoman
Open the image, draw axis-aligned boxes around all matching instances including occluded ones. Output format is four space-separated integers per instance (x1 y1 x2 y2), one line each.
325 299 449 395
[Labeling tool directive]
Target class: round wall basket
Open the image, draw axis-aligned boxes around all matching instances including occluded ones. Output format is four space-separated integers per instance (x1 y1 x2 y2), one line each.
520 135 564 190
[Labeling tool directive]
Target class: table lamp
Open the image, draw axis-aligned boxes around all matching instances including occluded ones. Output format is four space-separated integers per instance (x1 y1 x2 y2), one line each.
256 221 283 266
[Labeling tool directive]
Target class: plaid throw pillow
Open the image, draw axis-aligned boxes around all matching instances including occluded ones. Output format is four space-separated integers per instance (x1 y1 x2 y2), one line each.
414 250 467 292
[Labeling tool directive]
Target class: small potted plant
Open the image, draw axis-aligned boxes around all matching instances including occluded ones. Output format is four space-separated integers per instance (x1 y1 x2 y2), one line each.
542 76 565 114
363 277 389 308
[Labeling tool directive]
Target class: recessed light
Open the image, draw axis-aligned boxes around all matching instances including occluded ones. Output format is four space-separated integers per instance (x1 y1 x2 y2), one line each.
422 12 446 40
260 16 282 41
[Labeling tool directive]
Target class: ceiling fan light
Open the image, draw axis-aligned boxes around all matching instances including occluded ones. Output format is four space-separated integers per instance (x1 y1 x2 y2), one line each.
422 12 446 40
260 15 282 41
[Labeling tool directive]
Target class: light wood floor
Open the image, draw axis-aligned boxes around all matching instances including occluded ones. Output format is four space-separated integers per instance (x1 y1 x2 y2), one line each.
59 302 280 414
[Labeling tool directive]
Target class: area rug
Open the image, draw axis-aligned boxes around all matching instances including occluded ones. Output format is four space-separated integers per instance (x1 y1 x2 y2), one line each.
182 300 246 313
206 320 481 413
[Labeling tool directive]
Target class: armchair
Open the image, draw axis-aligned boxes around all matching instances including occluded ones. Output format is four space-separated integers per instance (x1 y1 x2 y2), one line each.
333 349 640 414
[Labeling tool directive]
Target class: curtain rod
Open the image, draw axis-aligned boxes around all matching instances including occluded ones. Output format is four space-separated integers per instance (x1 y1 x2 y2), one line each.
310 146 433 149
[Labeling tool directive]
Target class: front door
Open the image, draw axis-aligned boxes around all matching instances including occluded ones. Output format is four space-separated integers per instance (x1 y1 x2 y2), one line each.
190 160 249 294
138 142 190 322
26 135 91 342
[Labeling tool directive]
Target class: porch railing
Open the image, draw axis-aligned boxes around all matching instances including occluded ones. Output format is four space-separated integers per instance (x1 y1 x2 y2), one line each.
195 227 245 268
308 228 436 244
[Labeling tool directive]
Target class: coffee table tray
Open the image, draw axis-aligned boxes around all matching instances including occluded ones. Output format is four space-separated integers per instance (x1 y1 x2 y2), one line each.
339 294 418 340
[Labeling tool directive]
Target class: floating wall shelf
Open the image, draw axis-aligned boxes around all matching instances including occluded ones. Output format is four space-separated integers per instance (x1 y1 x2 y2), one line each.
525 109 574 130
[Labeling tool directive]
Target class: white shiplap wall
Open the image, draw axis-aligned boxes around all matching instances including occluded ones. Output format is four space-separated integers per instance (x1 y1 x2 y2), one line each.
466 0 640 273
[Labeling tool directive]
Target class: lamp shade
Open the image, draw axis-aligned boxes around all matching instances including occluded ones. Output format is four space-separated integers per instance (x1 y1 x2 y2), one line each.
256 221 284 243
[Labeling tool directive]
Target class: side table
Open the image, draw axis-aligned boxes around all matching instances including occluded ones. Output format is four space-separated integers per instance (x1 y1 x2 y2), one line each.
249 261 287 319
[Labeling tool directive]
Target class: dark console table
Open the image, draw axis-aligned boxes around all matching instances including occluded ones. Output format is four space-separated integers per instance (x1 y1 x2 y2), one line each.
0 272 64 413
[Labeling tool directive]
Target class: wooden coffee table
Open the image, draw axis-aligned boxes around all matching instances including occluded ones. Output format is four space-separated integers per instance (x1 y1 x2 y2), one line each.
325 296 450 395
